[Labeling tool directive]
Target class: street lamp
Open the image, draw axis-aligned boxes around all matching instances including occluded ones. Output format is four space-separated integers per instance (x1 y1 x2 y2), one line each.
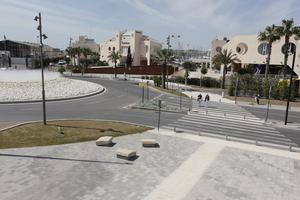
166 34 180 89
34 12 48 125
284 38 298 125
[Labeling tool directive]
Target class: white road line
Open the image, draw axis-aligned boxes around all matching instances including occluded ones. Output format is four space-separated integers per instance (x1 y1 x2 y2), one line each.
143 144 224 200
178 118 281 135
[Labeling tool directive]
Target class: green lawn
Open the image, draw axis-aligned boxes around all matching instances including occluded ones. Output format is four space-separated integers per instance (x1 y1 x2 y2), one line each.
0 120 152 149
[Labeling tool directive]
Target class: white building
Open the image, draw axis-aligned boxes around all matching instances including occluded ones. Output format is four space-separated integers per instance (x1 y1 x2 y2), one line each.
211 35 300 77
100 30 162 66
72 36 100 53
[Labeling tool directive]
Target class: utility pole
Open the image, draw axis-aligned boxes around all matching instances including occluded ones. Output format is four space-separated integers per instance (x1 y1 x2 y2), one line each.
34 12 48 125
284 43 297 125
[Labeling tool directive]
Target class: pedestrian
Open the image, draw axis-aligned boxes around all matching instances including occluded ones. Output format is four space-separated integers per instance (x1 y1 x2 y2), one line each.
256 94 260 104
205 94 210 102
197 93 202 102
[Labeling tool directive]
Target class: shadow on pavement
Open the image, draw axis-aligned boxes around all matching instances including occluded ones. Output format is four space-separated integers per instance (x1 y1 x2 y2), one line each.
0 153 133 165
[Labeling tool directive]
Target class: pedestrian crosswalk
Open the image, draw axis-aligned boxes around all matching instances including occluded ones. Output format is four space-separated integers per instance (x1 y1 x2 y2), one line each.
162 100 298 148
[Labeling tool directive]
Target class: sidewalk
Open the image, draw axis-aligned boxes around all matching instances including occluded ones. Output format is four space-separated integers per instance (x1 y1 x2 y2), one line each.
183 91 300 112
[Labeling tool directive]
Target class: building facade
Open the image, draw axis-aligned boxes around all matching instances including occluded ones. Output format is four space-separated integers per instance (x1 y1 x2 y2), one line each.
72 35 100 53
0 40 64 68
100 30 162 66
211 35 300 76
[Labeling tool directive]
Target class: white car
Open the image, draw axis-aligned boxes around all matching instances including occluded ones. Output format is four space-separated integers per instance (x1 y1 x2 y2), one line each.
58 60 66 65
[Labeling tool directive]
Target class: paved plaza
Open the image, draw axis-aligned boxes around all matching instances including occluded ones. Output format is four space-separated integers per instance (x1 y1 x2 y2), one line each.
0 129 299 200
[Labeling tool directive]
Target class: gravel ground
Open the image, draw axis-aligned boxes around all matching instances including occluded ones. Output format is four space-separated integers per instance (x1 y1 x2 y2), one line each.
0 77 103 102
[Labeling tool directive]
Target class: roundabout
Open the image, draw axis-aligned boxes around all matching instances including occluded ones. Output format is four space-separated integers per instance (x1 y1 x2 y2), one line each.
0 70 104 103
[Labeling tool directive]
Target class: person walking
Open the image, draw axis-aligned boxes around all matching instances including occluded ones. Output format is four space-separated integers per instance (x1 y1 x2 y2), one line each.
205 94 210 102
255 94 260 104
197 93 202 102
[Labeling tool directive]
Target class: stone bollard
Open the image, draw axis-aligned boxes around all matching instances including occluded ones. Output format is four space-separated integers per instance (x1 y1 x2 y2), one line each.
255 139 258 146
174 127 177 133
205 110 208 115
224 113 226 117
57 126 64 135
289 145 293 152
198 131 201 136
225 135 228 141
243 115 246 120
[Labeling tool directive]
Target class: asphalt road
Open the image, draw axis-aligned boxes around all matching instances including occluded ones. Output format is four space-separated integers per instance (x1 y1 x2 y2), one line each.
0 77 188 128
241 106 300 124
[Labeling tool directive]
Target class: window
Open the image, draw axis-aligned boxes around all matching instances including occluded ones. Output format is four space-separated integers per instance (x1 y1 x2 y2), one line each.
146 45 149 53
236 43 248 55
216 47 222 53
108 47 111 51
281 43 296 54
113 47 115 51
258 43 269 55
122 47 128 54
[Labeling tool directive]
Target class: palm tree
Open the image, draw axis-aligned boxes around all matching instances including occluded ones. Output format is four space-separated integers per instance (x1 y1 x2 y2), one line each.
81 48 92 75
66 47 76 66
157 49 174 88
73 47 81 67
258 24 280 78
182 61 196 86
276 19 300 77
108 50 121 78
213 49 238 89
90 52 100 65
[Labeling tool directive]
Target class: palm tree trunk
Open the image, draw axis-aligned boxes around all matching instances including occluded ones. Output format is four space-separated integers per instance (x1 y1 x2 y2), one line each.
265 42 272 78
162 63 166 88
222 65 227 89
114 62 117 78
283 36 289 78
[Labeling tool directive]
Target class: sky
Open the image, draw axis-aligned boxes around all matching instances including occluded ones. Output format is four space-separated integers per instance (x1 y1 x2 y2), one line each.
1 0 300 50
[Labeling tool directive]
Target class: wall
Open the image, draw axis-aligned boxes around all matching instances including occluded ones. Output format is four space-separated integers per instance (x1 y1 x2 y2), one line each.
74 65 177 75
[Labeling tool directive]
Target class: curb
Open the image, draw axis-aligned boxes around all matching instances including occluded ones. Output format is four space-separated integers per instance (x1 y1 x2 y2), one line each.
0 118 155 133
0 87 105 104
131 105 188 114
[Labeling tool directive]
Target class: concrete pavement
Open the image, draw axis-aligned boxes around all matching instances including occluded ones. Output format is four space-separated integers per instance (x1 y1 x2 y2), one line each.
1 128 299 200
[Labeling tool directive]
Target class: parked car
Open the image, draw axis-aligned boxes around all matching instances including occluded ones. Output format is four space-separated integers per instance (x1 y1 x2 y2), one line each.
57 60 66 65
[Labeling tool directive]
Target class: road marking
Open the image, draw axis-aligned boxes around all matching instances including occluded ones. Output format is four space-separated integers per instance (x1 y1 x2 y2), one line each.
19 108 40 111
143 144 224 200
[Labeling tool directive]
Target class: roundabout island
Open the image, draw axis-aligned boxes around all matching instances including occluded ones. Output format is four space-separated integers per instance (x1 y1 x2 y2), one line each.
0 70 105 103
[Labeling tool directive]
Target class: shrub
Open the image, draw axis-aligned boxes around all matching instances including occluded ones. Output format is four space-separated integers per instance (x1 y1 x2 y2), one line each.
58 66 66 74
153 76 162 87
175 76 185 84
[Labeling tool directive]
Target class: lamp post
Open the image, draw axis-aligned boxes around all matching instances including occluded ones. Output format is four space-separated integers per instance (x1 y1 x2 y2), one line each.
34 12 48 125
284 42 297 125
166 34 180 89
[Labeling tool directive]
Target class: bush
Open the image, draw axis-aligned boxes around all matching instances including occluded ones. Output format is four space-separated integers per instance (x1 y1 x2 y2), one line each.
175 76 185 84
58 66 66 74
228 74 297 101
153 76 162 87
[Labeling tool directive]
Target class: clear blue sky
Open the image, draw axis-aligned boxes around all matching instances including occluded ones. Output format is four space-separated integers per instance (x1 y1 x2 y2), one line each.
1 0 300 50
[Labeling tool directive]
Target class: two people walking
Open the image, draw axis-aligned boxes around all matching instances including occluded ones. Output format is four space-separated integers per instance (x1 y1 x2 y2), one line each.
197 93 210 103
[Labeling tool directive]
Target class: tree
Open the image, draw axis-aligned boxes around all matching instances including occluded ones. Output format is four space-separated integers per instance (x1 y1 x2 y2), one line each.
213 49 238 89
182 61 196 86
81 48 92 75
125 47 133 80
73 47 82 67
90 52 100 65
126 47 133 67
157 49 174 88
258 24 281 78
108 50 121 78
66 47 76 66
276 19 300 77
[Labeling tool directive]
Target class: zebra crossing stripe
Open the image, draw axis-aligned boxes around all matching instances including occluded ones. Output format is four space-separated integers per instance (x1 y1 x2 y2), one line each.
165 123 295 146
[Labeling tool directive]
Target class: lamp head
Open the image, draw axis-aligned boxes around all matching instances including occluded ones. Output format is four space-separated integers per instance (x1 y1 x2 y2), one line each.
34 16 39 21
42 34 47 40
